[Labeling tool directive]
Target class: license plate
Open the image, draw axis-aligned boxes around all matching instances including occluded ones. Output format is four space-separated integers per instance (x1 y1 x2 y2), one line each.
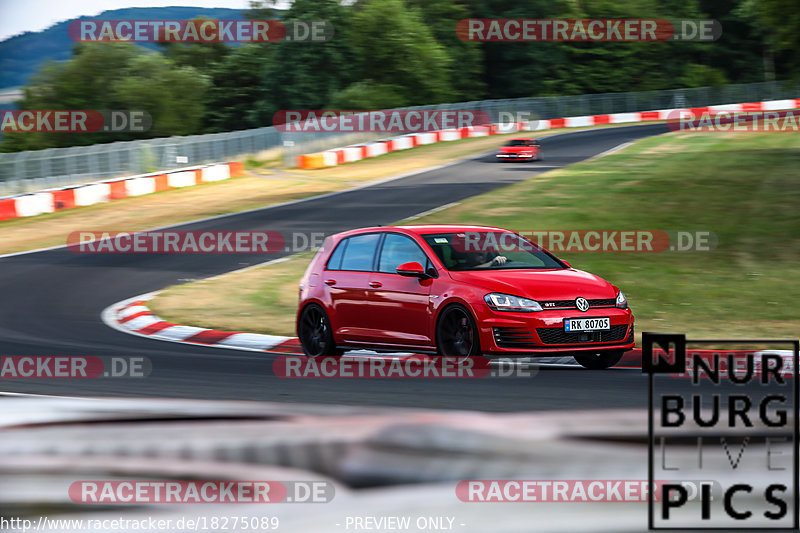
564 317 610 332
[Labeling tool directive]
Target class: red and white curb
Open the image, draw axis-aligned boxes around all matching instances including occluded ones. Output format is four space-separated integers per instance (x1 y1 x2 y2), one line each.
102 294 302 354
103 293 419 359
102 297 794 373
102 293 648 367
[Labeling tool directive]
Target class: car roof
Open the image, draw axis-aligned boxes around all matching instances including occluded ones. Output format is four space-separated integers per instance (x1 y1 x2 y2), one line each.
338 224 511 236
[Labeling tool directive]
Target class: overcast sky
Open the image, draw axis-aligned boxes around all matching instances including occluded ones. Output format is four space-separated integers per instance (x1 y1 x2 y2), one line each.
0 0 292 41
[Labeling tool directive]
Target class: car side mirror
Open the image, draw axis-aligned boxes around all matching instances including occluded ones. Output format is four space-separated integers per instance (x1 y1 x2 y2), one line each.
396 261 429 278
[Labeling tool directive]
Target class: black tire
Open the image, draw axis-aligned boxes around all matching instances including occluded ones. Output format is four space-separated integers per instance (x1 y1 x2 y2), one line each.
573 350 624 370
436 305 481 361
297 304 342 358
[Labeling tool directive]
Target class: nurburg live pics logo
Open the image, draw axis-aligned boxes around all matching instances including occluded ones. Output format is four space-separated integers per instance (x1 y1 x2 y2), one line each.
643 332 799 529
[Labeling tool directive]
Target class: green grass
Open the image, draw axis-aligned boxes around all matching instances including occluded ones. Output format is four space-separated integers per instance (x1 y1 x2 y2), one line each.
150 130 800 341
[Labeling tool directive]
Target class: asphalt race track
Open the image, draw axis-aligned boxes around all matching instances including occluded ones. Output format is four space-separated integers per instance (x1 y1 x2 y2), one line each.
0 123 671 411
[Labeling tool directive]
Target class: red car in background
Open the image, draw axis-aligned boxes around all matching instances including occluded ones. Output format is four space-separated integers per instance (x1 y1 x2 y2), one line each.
296 225 634 369
496 138 541 161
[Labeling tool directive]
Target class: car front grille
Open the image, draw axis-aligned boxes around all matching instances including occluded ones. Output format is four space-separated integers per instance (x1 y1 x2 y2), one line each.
493 324 631 349
540 298 616 310
493 327 539 348
536 324 630 345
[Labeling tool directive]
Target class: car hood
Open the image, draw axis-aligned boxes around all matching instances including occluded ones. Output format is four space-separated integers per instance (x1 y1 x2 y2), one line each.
447 268 616 300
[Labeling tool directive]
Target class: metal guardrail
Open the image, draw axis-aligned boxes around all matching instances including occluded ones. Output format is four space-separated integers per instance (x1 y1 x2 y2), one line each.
0 128 282 196
1 80 797 195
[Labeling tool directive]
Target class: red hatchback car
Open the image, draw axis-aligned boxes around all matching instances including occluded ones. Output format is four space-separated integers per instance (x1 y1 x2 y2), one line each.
296 225 634 369
496 138 541 161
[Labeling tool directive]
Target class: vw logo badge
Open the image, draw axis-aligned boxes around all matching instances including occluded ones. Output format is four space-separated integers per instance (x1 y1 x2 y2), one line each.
575 297 589 312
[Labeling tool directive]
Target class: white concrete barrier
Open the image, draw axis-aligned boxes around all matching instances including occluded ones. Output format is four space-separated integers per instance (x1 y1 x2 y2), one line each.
73 183 110 206
201 164 231 182
365 142 388 158
125 176 157 196
14 192 55 217
167 171 198 188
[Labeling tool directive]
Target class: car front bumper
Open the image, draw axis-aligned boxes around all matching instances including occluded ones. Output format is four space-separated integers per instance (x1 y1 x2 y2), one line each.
496 153 535 160
472 304 635 356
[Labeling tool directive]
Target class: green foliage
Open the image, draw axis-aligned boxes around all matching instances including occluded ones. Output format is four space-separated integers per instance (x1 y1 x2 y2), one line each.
328 81 409 109
156 16 232 75
3 43 209 150
348 0 454 105
258 0 355 116
204 45 273 131
679 63 729 87
471 0 568 98
3 0 799 152
406 0 486 100
740 0 800 79
110 53 209 136
158 42 231 76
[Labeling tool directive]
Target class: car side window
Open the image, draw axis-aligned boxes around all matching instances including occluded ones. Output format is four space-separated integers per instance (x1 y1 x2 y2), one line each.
337 233 381 272
326 239 347 270
378 234 430 273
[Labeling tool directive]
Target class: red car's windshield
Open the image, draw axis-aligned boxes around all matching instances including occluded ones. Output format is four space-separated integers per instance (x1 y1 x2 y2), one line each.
422 232 565 271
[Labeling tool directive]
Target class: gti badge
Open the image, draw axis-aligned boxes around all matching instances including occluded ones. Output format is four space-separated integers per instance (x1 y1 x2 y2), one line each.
575 297 589 312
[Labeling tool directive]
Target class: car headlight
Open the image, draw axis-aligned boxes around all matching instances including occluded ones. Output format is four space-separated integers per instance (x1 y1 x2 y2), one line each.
616 291 628 309
485 293 543 312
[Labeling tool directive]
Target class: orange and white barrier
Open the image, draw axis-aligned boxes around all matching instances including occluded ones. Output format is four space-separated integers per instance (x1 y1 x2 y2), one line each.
201 164 231 182
388 136 414 151
125 176 158 197
437 129 462 141
0 162 245 221
464 126 491 137
608 113 640 124
74 183 110 206
364 142 388 158
413 132 438 145
295 99 800 170
15 192 55 217
167 170 200 188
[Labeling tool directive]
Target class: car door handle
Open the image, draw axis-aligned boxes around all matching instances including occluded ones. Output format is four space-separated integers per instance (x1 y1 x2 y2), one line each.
324 279 337 286
368 281 382 288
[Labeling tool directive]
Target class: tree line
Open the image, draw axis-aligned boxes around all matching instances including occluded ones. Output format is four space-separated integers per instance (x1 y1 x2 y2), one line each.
3 0 798 152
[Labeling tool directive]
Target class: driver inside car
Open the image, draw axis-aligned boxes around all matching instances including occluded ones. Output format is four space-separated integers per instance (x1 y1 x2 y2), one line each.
465 249 507 268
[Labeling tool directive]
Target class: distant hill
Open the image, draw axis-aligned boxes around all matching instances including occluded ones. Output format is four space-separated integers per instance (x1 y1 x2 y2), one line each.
0 6 256 91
